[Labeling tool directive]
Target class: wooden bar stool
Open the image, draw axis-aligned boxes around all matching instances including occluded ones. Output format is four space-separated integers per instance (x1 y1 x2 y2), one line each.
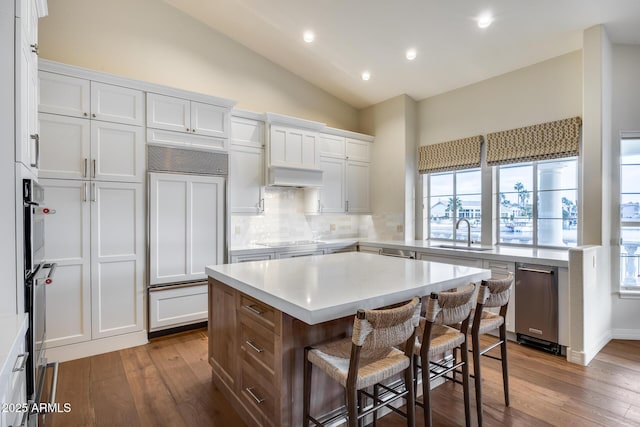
469 273 514 426
414 283 476 427
303 297 421 427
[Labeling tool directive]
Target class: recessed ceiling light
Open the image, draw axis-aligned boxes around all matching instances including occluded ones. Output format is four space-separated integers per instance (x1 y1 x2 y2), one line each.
477 13 493 29
303 31 315 43
406 48 417 61
361 71 371 81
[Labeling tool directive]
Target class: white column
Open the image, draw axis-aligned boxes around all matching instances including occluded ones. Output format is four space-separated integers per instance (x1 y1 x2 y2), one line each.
538 163 564 246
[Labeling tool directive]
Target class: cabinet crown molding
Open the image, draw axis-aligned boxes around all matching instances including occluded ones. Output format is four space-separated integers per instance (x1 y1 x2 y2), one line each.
39 59 237 109
265 112 325 131
322 127 374 142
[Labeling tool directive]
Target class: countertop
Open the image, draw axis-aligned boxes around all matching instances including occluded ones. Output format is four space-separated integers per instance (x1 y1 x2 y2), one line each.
206 252 490 325
359 240 569 267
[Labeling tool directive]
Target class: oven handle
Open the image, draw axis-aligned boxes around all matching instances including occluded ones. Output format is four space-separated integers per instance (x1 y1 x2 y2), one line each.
42 263 58 285
40 361 59 425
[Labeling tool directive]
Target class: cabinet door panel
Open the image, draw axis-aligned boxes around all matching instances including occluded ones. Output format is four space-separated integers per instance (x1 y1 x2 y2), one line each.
319 134 345 158
150 175 188 284
91 182 144 338
190 178 225 275
229 145 264 214
319 157 345 213
40 179 91 347
346 160 370 213
146 93 190 132
301 132 319 167
91 121 144 182
191 101 227 138
345 138 370 162
231 117 264 149
90 82 144 126
39 114 90 180
284 129 304 164
39 71 90 118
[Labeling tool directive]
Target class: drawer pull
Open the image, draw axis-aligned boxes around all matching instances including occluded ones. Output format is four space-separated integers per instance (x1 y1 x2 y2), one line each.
13 352 29 372
245 340 264 353
244 304 264 316
246 387 265 404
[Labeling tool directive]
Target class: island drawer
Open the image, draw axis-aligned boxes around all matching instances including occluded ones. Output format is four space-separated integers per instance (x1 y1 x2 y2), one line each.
239 313 276 376
239 359 276 426
238 293 281 334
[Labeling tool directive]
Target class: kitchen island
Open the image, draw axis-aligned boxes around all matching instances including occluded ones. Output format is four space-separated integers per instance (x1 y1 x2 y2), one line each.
205 252 491 426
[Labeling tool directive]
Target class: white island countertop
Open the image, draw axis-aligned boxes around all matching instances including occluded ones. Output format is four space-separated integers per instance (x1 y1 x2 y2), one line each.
206 252 491 324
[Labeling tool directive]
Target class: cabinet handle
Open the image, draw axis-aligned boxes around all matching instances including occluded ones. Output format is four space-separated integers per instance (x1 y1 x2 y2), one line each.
91 183 96 202
260 198 265 212
186 128 190 132
92 113 96 118
13 352 29 372
83 158 88 178
245 387 265 404
92 159 96 178
346 200 349 212
30 43 39 54
192 129 196 133
83 112 88 117
30 134 40 168
244 304 264 316
245 340 264 353
83 183 88 202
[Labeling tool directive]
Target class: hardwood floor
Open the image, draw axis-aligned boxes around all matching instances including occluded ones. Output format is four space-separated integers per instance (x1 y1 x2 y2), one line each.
46 329 640 426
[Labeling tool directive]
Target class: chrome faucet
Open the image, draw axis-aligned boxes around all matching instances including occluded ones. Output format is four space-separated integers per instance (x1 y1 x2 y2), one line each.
456 218 472 247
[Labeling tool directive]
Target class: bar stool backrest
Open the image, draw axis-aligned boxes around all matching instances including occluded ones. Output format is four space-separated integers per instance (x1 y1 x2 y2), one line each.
426 283 476 325
481 273 514 308
352 297 421 353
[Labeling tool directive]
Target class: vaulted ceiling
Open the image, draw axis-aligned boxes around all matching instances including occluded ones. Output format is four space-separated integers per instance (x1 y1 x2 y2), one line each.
166 0 640 108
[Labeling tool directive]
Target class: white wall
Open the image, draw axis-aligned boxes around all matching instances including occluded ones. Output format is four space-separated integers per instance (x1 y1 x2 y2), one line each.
611 44 640 338
0 1 17 315
38 0 359 131
417 51 583 145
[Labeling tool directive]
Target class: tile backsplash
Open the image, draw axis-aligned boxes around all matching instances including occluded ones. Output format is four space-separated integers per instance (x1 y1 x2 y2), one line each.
229 187 406 246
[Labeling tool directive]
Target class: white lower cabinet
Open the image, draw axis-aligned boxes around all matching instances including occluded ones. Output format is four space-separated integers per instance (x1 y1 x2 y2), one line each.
276 249 324 259
149 284 208 332
0 316 28 427
41 179 144 347
230 252 275 263
482 259 516 333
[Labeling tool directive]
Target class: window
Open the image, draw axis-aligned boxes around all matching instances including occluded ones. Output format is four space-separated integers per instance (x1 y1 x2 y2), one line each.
498 158 578 247
425 168 481 242
620 137 640 289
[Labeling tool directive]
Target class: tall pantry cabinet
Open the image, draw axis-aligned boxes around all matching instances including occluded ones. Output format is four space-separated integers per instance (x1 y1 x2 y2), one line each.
38 69 146 350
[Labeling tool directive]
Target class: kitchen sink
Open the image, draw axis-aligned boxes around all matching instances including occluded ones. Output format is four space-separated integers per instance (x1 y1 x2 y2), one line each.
433 244 493 251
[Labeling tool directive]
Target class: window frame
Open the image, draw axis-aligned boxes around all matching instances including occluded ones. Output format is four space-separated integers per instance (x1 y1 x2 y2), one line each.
425 168 482 243
496 157 579 249
619 133 640 292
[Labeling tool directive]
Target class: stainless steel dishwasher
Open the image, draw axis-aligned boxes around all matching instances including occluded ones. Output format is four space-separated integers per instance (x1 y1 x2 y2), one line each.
515 263 560 354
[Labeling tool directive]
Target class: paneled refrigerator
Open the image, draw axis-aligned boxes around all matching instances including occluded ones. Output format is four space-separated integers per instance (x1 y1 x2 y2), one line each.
147 145 227 335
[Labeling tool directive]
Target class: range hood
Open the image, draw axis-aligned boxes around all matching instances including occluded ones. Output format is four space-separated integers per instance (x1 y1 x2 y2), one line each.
267 164 323 187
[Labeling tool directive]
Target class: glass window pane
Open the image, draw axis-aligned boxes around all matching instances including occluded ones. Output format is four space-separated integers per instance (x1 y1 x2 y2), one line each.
621 227 640 287
456 169 481 195
537 219 576 247
499 164 533 193
538 190 577 220
500 218 532 244
621 195 640 222
430 173 453 196
621 139 640 164
621 165 640 194
538 158 577 190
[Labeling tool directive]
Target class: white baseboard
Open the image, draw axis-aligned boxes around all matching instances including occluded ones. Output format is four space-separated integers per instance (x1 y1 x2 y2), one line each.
565 347 587 365
611 328 640 340
46 331 149 362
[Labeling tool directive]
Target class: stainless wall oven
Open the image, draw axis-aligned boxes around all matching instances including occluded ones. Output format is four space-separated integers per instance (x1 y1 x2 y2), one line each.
23 179 59 424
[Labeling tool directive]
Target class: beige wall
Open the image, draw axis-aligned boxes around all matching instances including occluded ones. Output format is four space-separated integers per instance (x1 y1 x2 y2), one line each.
418 51 583 146
38 0 359 131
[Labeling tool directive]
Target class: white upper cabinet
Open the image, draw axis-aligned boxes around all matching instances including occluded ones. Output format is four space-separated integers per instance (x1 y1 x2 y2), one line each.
305 131 372 214
39 72 144 126
147 93 228 138
39 113 144 182
39 71 91 118
229 116 265 214
269 125 319 168
90 81 144 125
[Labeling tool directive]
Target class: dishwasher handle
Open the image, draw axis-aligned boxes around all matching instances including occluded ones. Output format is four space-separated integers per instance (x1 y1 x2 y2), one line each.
517 267 554 275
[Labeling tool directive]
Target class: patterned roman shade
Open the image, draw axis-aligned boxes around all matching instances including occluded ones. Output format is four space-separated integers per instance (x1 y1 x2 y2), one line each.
486 117 582 166
418 135 483 174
